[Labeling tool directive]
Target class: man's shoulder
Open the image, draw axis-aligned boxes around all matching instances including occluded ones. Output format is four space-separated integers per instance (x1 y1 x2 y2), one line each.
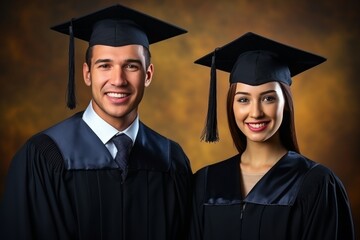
40 111 114 170
138 122 182 148
18 112 84 169
136 122 191 173
42 112 84 134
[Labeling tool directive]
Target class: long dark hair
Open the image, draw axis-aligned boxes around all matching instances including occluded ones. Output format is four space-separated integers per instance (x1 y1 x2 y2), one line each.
226 82 300 154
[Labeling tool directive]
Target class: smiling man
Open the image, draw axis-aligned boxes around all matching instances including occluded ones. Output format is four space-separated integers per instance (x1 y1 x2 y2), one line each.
0 4 192 240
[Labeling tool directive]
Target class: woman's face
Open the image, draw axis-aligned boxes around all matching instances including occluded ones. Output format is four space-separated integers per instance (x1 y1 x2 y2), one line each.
233 81 285 143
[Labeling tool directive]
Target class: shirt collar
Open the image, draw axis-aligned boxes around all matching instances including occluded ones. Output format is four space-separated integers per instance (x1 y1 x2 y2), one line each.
82 101 139 145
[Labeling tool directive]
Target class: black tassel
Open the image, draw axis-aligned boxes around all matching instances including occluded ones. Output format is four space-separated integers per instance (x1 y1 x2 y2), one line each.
200 48 219 142
67 19 76 109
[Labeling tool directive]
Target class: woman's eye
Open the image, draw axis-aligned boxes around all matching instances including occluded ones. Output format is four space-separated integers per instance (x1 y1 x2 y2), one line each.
236 97 248 103
263 96 276 102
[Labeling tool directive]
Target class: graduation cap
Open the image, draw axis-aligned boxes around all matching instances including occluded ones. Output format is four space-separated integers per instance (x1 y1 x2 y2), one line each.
195 32 326 142
51 4 187 109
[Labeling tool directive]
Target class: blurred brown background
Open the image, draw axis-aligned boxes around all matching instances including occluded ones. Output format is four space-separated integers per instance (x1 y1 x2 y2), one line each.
1 0 359 236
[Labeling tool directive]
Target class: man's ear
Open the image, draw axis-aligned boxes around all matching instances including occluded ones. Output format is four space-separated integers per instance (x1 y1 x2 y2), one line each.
83 63 91 86
145 63 154 87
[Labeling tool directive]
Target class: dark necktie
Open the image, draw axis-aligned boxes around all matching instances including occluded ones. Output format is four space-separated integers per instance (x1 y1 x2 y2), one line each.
112 133 133 182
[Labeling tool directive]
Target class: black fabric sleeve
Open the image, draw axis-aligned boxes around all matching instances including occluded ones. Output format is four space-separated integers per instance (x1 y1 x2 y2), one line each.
188 167 207 240
0 134 75 240
297 165 355 240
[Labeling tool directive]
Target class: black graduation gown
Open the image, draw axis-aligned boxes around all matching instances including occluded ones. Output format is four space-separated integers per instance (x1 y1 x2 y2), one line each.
0 112 192 240
189 151 354 240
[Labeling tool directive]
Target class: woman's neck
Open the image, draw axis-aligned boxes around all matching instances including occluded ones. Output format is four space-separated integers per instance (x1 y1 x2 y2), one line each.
240 139 287 174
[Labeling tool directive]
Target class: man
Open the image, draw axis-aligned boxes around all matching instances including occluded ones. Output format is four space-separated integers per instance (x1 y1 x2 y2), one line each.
0 4 192 240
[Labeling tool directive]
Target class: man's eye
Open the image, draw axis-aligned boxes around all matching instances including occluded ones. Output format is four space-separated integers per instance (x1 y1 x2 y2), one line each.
99 64 110 69
125 64 139 71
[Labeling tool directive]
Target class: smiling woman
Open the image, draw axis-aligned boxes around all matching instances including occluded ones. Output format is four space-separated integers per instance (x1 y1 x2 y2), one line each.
233 82 285 145
189 32 355 240
229 80 298 156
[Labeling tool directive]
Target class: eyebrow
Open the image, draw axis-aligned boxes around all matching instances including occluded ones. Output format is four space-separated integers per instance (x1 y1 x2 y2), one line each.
94 58 143 65
124 59 143 65
94 59 112 65
235 90 277 96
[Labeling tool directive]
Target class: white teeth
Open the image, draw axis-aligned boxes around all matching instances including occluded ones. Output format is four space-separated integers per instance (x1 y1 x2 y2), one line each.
107 92 127 98
249 123 266 129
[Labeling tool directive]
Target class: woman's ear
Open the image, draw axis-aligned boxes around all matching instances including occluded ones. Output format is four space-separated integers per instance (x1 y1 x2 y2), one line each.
83 63 91 86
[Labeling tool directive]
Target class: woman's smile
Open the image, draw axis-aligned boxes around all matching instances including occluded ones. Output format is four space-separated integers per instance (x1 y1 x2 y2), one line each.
246 121 269 132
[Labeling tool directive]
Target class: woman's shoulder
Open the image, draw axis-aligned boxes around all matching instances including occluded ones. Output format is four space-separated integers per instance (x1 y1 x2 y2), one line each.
303 162 343 187
285 151 340 186
289 152 339 181
192 154 242 204
294 154 347 199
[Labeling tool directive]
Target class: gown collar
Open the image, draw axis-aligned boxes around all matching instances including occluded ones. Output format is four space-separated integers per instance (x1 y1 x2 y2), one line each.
205 151 317 206
44 112 172 171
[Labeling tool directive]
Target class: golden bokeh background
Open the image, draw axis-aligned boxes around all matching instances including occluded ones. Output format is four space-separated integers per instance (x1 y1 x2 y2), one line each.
1 0 359 235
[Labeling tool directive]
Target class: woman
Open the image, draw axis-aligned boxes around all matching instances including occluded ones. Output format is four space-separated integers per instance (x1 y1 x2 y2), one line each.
189 32 354 240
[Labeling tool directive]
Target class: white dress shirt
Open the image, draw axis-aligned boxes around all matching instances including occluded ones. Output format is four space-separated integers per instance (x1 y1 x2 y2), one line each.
82 101 139 158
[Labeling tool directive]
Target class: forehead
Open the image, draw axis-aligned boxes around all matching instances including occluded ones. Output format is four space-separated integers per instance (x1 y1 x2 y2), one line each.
91 44 145 59
235 81 282 93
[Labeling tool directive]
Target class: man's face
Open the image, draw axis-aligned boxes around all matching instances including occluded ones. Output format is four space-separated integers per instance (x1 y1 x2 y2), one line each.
83 44 153 130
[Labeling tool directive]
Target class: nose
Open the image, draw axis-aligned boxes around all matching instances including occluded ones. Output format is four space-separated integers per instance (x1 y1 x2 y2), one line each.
111 67 127 86
250 101 264 119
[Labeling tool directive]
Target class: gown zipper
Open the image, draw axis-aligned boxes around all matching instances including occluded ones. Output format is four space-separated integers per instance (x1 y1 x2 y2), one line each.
239 202 246 239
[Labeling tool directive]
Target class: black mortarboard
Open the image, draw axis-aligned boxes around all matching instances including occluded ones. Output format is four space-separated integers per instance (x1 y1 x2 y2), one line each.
195 32 326 142
51 4 187 109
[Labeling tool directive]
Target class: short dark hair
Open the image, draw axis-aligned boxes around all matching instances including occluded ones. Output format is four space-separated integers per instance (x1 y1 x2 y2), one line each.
85 45 152 69
226 82 300 154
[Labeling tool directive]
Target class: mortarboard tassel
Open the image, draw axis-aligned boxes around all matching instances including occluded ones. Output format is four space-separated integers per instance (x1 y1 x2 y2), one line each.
67 19 76 109
200 48 219 142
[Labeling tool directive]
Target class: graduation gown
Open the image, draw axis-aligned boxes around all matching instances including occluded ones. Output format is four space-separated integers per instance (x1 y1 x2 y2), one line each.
0 112 192 240
189 151 354 240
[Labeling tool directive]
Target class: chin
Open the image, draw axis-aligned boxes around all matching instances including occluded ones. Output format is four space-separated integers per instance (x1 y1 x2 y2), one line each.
247 133 273 143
